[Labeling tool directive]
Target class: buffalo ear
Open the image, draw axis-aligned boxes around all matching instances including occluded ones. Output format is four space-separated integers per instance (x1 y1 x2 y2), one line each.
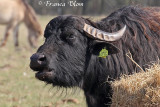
91 40 120 56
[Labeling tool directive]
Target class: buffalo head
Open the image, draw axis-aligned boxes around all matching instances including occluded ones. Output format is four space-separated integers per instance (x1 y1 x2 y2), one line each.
30 15 126 87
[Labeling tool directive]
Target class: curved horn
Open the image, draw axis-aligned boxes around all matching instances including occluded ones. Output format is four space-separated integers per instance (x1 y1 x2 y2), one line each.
83 23 126 41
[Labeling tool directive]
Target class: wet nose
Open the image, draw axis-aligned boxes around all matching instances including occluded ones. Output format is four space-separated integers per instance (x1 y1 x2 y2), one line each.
30 53 46 71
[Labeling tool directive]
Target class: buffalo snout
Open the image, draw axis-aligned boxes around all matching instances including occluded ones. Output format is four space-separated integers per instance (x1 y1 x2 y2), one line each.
30 53 47 71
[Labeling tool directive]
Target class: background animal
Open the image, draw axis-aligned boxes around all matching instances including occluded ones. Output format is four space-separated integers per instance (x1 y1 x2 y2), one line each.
30 6 160 107
0 0 42 48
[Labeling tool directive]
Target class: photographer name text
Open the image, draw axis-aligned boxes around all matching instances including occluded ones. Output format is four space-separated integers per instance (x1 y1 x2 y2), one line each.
39 1 83 7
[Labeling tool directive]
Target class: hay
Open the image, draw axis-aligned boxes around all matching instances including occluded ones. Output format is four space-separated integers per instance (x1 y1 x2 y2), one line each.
111 63 160 107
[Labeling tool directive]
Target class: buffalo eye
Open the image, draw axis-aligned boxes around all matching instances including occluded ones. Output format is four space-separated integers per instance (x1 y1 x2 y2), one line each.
66 34 76 42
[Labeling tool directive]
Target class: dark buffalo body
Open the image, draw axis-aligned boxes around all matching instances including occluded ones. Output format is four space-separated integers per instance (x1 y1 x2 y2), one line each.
30 6 160 107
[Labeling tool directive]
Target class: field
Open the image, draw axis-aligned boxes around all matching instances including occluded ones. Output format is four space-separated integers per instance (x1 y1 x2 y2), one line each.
0 15 104 107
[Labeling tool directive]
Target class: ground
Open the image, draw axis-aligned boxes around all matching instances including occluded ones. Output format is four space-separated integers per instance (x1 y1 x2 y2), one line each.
0 15 104 107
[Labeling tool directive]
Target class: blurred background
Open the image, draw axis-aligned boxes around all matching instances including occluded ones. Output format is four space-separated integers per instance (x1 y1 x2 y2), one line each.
0 0 160 107
28 0 160 15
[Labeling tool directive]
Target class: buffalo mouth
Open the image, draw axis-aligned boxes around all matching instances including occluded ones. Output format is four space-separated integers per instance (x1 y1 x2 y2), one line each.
35 68 54 82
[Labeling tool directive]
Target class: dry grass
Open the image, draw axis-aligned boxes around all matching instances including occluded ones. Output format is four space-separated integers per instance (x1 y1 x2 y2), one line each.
111 63 160 107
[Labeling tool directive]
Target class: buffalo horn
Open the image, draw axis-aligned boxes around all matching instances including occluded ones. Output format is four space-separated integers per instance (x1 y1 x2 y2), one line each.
83 23 126 41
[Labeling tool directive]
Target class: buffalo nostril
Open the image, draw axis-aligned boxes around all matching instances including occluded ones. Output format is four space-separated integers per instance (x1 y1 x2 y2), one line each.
38 55 46 64
39 55 45 61
30 53 47 71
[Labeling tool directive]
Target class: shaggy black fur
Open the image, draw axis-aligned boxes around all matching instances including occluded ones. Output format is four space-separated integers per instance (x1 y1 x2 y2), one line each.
30 6 160 107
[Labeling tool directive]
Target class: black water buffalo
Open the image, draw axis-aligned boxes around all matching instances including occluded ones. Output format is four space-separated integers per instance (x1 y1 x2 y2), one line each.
30 6 160 107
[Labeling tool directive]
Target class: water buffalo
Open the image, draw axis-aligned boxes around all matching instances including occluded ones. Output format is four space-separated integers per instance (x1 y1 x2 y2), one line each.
30 6 160 107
